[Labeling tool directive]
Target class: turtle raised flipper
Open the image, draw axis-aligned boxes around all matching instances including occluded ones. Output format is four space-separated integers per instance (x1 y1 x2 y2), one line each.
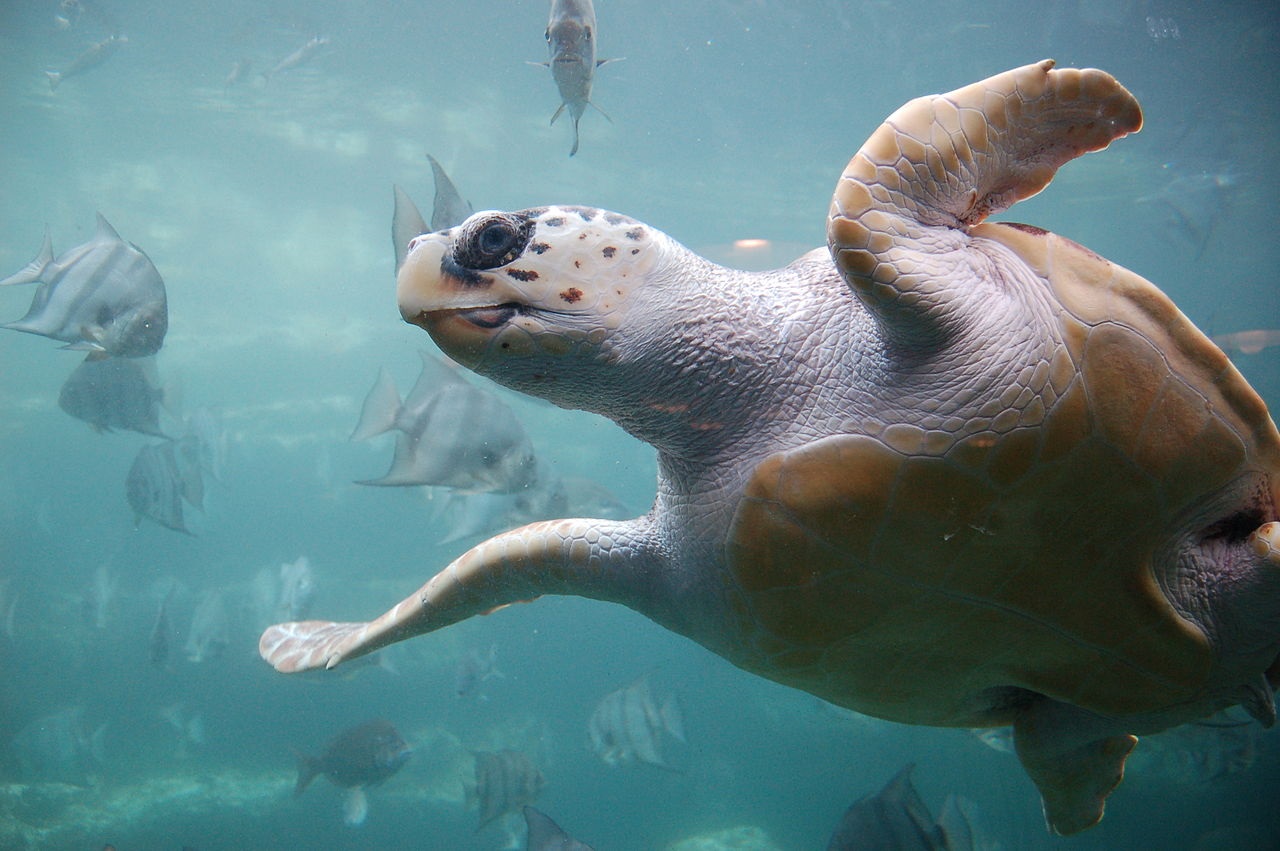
829 59 1141 343
260 517 657 673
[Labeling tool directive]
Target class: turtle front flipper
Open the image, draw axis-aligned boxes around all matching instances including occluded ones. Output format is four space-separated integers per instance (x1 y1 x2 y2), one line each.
259 516 654 673
827 59 1141 344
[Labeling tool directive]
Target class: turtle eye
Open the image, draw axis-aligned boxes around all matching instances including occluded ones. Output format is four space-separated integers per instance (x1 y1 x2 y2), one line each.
453 213 534 270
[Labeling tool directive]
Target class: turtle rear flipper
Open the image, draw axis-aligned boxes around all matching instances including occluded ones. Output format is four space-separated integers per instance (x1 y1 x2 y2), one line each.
1013 697 1137 835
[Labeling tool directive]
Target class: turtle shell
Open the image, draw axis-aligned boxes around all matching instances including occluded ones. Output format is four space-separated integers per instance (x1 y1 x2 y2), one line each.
725 63 1280 729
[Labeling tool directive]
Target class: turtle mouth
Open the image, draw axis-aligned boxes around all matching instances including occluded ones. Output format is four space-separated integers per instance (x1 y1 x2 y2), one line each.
431 303 525 329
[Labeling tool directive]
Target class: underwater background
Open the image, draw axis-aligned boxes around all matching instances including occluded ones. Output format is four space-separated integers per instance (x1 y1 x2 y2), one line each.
1 1 1278 849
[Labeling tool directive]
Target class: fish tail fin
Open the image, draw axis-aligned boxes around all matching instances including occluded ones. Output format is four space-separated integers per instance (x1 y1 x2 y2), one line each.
0 227 54 286
350 368 402 441
45 71 61 90
294 750 321 796
661 694 686 743
569 116 580 157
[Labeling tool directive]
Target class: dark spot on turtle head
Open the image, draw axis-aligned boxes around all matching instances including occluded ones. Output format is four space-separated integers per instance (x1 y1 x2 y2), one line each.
630 248 640 255
529 241 551 255
522 207 549 218
544 216 567 228
574 260 581 269
604 213 630 226
560 287 583 303
507 268 539 282
440 254 490 288
574 207 599 221
1001 221 1049 237
625 227 646 241
602 246 616 258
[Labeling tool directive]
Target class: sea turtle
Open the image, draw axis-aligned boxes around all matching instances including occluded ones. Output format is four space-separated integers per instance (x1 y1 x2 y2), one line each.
260 60 1280 834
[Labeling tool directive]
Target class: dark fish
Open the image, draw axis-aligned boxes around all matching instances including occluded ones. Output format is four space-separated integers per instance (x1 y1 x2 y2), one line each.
468 749 545 830
1 214 167 357
264 35 329 80
126 442 199 534
826 764 973 851
524 806 595 851
46 33 127 90
587 675 685 769
542 0 615 156
351 352 539 492
11 707 106 784
391 156 473 272
295 720 411 828
58 355 167 436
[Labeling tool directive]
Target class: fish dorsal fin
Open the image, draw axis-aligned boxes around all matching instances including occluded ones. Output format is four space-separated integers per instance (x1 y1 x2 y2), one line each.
94 212 123 242
0 227 54 287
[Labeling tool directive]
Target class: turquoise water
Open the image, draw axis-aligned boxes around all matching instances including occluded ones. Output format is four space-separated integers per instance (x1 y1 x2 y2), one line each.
1 1 1278 849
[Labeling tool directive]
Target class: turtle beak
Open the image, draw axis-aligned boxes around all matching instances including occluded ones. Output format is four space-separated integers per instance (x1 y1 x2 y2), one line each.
397 235 528 364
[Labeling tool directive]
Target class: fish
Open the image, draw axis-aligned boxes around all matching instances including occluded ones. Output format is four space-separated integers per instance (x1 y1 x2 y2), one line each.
295 720 411 828
587 675 685 770
391 156 474 272
159 702 206 757
58 355 167 436
83 562 119 629
1 213 168 358
46 33 128 90
351 352 539 492
184 589 229 663
467 749 545 830
826 764 974 851
1212 329 1280 356
183 407 228 482
223 57 253 92
542 0 616 156
434 461 568 544
149 585 175 669
263 35 329 81
1117 715 1260 787
278 556 317 620
455 642 504 698
11 707 107 785
524 806 595 851
126 442 197 534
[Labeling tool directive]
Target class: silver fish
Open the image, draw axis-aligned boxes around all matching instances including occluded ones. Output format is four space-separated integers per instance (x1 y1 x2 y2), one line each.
184 407 228 482
10 707 107 785
84 562 119 629
587 676 685 770
263 35 329 81
126 442 195 534
826 764 973 851
149 584 175 668
435 461 568 545
467 749 545 830
391 156 474 272
455 642 503 698
2 213 167 357
279 555 317 620
524 806 595 851
543 0 614 156
58 355 166 436
351 352 539 492
184 588 229 663
46 33 127 90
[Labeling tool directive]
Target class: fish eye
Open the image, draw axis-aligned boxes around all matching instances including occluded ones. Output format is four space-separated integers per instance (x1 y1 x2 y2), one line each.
454 213 534 270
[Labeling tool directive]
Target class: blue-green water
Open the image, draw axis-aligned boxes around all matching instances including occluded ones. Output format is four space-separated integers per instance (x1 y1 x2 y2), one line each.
1 1 1278 849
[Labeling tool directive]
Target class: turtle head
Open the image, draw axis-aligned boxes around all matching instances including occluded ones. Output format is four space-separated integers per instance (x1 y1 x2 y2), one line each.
398 205 664 404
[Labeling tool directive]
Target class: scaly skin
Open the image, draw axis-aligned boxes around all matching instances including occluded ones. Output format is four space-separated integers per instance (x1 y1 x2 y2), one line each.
262 62 1280 835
